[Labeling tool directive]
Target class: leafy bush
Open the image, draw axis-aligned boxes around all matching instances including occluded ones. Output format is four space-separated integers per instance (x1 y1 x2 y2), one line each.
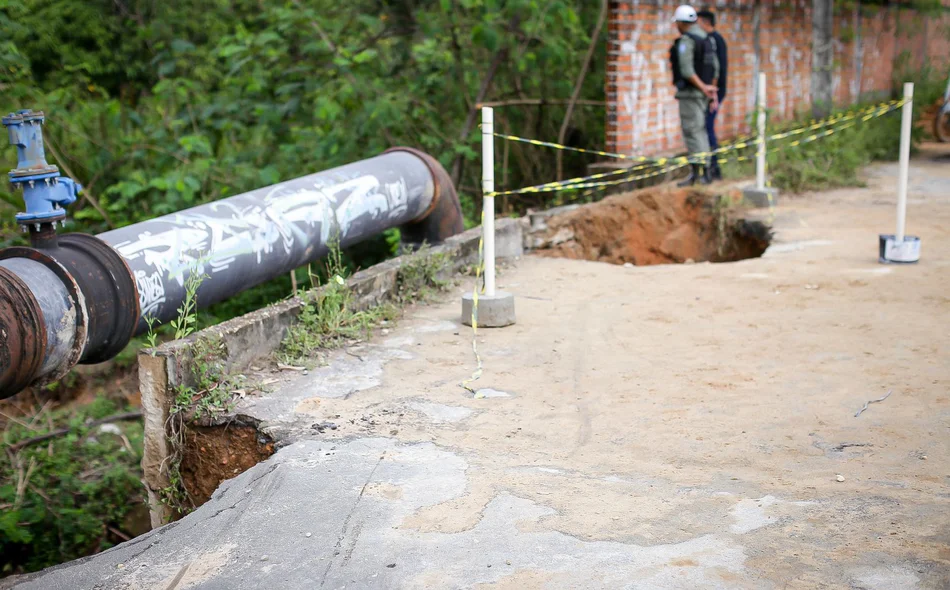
722 67 936 194
0 1 607 235
0 396 145 576
766 113 901 193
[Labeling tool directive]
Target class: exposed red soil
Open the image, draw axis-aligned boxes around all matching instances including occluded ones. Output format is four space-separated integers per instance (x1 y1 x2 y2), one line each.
531 186 771 265
180 423 275 508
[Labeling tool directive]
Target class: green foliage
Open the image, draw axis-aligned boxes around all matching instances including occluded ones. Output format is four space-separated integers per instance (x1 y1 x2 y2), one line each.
0 396 145 575
160 334 241 516
279 245 396 365
143 316 161 351
170 270 207 340
766 120 886 193
157 460 188 518
0 0 606 318
893 51 947 113
0 0 606 234
279 241 450 365
171 336 241 420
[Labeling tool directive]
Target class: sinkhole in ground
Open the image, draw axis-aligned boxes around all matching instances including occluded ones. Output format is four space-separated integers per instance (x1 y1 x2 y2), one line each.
527 187 772 265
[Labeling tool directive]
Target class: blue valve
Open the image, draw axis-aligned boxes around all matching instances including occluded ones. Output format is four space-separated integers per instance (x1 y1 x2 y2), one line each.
2 109 81 226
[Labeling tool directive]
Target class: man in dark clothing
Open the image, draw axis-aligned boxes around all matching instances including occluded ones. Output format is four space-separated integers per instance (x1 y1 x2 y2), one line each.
698 10 727 180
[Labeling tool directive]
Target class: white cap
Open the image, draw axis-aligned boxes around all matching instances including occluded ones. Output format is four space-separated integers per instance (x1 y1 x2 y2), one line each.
673 5 698 22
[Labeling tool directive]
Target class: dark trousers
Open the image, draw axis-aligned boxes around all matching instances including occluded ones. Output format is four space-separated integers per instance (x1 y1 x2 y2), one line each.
705 99 723 174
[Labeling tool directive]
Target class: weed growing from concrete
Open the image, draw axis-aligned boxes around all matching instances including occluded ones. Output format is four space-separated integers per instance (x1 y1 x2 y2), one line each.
395 244 450 303
161 281 243 516
143 314 160 355
280 245 396 365
157 459 188 517
279 243 450 366
171 336 243 420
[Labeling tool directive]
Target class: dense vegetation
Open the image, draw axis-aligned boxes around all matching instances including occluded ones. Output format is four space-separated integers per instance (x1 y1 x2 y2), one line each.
0 0 609 319
0 3 605 228
1 396 146 575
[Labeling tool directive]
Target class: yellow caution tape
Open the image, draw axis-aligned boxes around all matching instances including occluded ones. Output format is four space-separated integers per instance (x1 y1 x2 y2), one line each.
767 100 903 143
489 99 904 197
492 98 906 168
717 98 904 151
460 212 485 395
492 133 756 167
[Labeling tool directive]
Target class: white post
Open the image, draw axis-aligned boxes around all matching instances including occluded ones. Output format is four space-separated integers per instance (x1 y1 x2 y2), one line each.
895 82 914 243
756 72 767 190
481 107 496 297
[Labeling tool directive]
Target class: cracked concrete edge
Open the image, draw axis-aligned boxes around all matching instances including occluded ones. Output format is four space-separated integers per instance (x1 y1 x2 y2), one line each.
138 219 524 528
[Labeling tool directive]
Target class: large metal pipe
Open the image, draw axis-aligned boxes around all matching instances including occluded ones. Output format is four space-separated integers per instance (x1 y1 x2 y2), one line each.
0 146 463 398
100 147 459 332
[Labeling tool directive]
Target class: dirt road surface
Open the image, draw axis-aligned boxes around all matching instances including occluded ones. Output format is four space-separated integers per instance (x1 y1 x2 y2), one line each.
9 148 950 589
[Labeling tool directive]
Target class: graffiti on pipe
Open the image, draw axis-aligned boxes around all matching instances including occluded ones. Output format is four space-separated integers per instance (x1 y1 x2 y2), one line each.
108 171 419 322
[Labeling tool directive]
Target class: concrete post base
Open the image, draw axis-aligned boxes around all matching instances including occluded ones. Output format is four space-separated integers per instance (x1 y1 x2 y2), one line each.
878 234 921 264
742 186 780 208
461 291 515 328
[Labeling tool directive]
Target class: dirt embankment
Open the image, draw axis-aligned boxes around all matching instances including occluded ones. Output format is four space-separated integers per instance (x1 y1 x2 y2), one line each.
527 186 771 265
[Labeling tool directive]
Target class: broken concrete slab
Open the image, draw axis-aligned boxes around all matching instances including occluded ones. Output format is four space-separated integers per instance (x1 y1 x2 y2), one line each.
0 440 792 590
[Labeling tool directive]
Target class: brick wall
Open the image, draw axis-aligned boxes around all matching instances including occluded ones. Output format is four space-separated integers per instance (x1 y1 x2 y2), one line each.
606 0 950 157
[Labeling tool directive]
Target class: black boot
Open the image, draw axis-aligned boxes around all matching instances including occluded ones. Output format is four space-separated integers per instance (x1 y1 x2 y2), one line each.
677 165 699 187
709 156 722 181
698 162 712 185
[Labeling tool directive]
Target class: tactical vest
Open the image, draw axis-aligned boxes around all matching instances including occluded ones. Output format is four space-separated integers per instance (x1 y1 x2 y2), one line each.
669 32 716 89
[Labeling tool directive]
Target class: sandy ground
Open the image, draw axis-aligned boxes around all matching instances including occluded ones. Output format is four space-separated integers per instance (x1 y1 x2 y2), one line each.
9 147 950 590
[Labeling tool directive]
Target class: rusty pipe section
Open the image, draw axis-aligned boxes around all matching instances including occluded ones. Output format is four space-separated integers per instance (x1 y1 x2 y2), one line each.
0 148 462 398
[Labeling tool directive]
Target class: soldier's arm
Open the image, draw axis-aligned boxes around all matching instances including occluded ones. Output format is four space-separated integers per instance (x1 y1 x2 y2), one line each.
678 37 697 80
709 48 721 111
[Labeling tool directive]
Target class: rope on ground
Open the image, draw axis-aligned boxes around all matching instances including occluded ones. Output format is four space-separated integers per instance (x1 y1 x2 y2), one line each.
459 213 485 396
854 390 892 417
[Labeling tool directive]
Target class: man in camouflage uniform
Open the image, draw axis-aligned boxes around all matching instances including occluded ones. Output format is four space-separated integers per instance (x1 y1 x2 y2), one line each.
670 5 720 186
